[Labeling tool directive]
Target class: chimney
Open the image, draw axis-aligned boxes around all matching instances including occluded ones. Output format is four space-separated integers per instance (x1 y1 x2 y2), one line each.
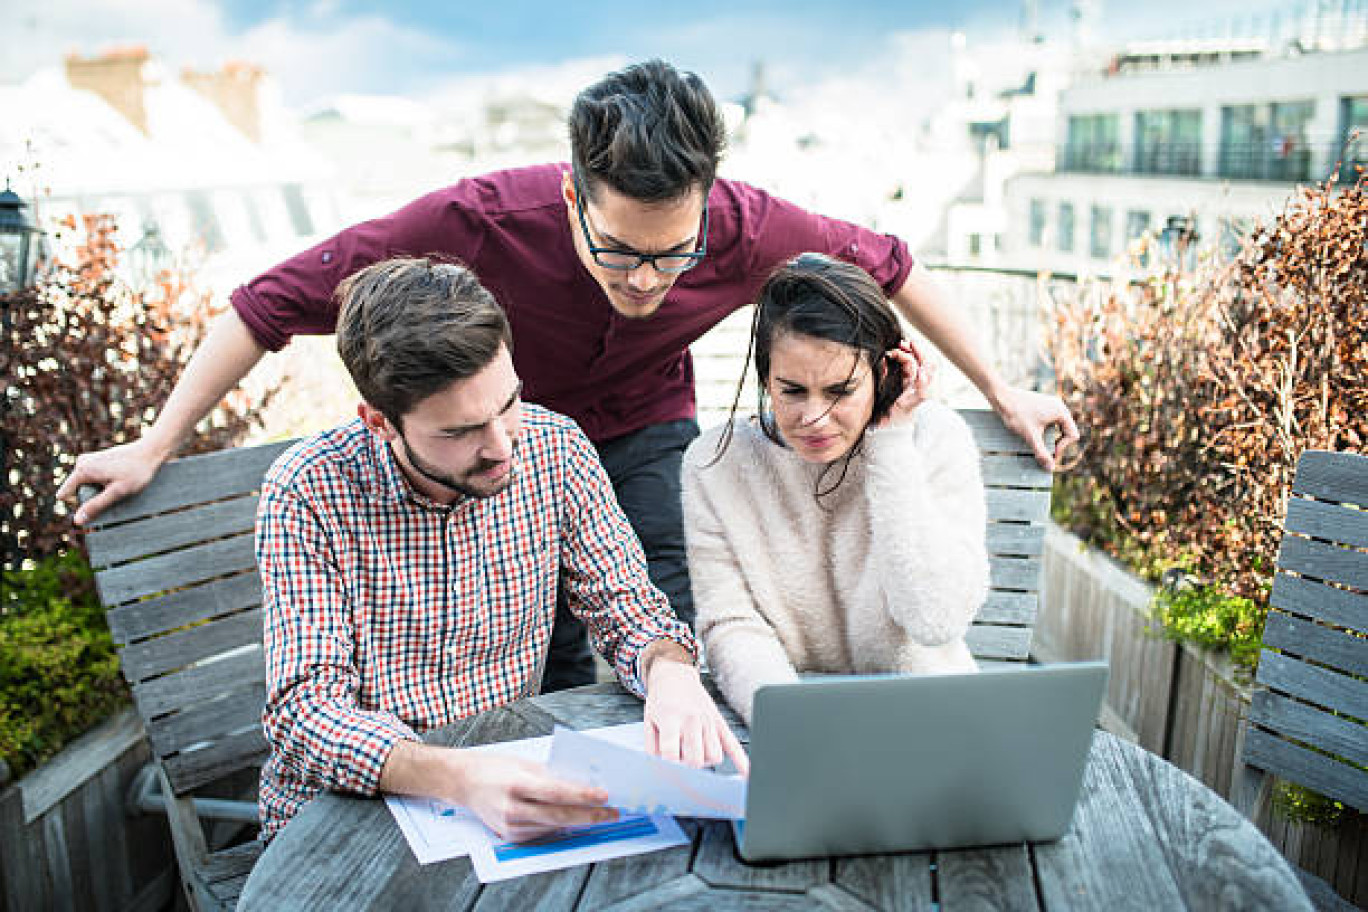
182 62 265 143
65 46 153 135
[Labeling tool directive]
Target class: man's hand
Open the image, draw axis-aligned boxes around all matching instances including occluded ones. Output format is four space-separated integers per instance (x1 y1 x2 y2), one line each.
452 753 619 843
382 741 617 843
990 387 1080 472
57 437 172 525
641 641 750 776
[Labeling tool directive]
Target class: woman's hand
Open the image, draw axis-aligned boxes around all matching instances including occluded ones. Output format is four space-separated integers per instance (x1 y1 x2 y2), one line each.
877 339 935 429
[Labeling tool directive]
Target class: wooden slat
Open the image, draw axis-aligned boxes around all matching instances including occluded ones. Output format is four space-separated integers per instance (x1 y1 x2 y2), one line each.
985 487 1051 523
832 854 933 910
84 439 295 528
1290 450 1368 507
1261 611 1368 677
162 729 269 795
1255 651 1368 722
132 648 265 719
977 591 1038 625
990 555 1043 591
1245 727 1368 814
95 534 256 606
986 522 1045 557
939 844 1041 911
117 609 263 684
692 820 826 892
146 687 266 758
980 452 1052 489
86 496 260 568
960 409 1035 454
107 571 262 645
1249 690 1368 770
1285 497 1368 550
1278 535 1368 591
966 624 1032 660
1270 573 1367 632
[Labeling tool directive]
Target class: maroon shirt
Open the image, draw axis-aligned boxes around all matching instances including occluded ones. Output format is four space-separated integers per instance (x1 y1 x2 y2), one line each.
232 163 914 443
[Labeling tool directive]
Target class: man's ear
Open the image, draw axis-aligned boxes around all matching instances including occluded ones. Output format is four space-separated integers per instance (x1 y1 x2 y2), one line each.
561 170 576 208
358 403 398 442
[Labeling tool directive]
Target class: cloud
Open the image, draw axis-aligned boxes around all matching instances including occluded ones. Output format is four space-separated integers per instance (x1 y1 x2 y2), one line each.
0 0 460 107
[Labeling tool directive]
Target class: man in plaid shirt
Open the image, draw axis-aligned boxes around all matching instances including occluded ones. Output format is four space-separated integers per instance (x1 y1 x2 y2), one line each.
256 257 746 843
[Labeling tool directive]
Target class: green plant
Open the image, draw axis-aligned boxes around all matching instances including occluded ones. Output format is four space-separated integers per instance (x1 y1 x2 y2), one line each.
0 550 127 779
1273 780 1348 828
1152 584 1265 672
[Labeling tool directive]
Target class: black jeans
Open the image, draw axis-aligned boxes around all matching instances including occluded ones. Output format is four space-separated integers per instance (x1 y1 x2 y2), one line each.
540 418 701 692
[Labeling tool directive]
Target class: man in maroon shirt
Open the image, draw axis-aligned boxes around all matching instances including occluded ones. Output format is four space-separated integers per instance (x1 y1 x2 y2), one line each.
60 60 1078 690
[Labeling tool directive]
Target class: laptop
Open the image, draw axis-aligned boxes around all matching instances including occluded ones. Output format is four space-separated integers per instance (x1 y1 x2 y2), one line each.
733 661 1109 862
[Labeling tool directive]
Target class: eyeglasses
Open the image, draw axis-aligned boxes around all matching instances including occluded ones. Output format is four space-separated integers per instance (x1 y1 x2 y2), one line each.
573 175 708 274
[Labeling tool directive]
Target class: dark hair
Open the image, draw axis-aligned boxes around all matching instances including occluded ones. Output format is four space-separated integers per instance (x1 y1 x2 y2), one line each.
715 253 904 498
336 257 512 425
569 59 725 204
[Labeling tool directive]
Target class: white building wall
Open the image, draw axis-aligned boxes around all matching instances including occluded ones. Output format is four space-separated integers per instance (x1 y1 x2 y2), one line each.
1004 46 1368 275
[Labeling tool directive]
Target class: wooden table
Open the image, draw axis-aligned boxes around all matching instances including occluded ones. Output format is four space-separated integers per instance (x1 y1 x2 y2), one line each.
238 683 1313 911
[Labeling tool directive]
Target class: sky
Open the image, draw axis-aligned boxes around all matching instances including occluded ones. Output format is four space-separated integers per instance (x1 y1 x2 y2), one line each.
0 0 1309 108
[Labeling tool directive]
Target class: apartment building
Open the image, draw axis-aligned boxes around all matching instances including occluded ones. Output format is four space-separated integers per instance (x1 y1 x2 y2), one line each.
1003 40 1368 274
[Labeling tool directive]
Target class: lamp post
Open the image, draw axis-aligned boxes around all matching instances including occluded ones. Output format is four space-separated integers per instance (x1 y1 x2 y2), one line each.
127 219 173 292
0 182 39 295
0 182 39 576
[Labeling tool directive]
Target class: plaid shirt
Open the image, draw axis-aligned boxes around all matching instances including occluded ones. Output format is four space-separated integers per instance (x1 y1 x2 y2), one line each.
256 406 696 841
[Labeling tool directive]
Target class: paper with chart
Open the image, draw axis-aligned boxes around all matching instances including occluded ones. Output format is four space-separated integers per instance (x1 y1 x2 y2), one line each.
546 725 746 819
384 721 692 876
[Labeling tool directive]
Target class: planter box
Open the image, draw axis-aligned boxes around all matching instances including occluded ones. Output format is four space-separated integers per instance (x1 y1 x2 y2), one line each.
1038 521 1367 907
0 709 175 912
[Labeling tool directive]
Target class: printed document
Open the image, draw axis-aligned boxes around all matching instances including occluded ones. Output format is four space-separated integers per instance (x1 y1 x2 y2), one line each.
385 721 707 880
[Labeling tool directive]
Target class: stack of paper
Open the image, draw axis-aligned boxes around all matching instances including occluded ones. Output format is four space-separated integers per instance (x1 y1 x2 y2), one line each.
385 722 745 883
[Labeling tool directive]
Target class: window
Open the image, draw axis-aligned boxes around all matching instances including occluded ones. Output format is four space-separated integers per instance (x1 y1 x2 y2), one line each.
1029 199 1046 247
1220 102 1313 181
1340 96 1368 183
968 233 982 258
1125 210 1152 241
1090 206 1113 260
1135 110 1202 176
1064 114 1121 172
1058 202 1075 253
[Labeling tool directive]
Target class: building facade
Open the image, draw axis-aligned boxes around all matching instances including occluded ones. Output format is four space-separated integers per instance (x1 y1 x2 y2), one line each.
1004 43 1368 275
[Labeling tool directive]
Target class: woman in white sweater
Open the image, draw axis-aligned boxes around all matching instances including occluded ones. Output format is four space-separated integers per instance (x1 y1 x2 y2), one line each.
682 253 989 724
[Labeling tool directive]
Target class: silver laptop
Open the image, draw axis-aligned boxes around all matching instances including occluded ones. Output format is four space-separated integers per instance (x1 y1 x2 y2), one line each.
734 661 1109 862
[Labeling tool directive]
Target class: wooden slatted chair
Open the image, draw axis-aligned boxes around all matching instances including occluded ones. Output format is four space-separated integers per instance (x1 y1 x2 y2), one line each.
960 409 1053 668
1234 450 1368 863
82 439 296 912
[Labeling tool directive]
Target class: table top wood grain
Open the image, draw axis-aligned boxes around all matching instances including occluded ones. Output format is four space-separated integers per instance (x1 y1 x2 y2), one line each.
238 683 1312 911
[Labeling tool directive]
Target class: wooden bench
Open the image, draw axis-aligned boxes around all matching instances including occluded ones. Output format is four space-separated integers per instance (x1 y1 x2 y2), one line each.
1233 449 1367 911
83 439 293 912
80 408 1048 909
960 409 1052 667
1235 449 1368 816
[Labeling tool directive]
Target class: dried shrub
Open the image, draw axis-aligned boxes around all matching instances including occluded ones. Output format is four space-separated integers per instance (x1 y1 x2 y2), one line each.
0 212 275 574
1048 174 1366 663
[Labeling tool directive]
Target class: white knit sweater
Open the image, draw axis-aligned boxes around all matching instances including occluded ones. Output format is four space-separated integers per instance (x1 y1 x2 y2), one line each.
682 402 989 724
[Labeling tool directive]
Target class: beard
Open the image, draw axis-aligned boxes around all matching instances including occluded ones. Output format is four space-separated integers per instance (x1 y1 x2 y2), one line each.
397 433 517 500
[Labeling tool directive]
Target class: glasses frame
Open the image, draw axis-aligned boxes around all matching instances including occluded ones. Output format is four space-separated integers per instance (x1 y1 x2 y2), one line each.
572 175 708 274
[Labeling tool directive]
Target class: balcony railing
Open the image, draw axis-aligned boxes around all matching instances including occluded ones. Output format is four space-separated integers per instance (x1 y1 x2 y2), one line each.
1056 139 1363 183
1133 141 1203 177
1061 142 1122 174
